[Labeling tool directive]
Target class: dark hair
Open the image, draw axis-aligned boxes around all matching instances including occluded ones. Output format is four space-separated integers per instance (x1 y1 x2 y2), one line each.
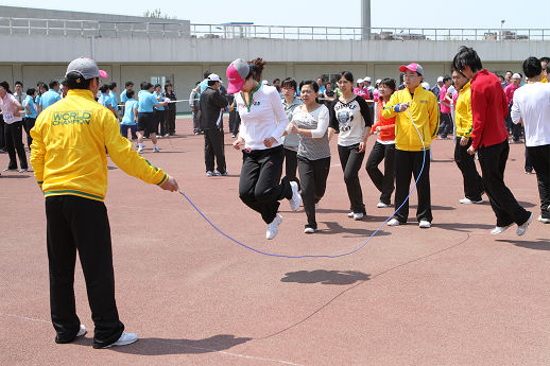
15 81 23 87
540 57 550 64
273 78 280 84
248 58 267 82
505 70 513 75
49 80 59 89
41 84 49 91
338 71 354 84
299 79 319 93
126 90 135 99
379 78 397 92
109 82 117 89
154 84 161 89
281 77 297 90
452 46 483 73
0 81 12 94
164 82 172 90
61 80 67 87
443 76 451 83
65 71 92 90
195 81 201 86
26 88 36 95
207 80 217 86
522 57 541 78
125 81 134 87
100 84 110 94
141 82 153 90
203 70 211 79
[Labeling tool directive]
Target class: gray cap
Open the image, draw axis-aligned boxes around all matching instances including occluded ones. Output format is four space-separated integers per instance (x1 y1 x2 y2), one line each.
65 57 109 80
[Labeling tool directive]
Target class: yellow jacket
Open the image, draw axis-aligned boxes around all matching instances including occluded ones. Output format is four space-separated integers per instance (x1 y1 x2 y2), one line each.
454 81 473 138
30 89 167 202
382 85 439 151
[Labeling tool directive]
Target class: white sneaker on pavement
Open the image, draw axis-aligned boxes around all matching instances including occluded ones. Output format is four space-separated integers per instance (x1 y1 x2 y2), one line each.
103 332 139 348
153 146 160 153
538 215 550 224
491 223 513 235
347 211 354 218
76 324 87 338
517 212 533 236
288 182 302 211
353 212 364 220
304 227 315 234
266 214 283 240
137 147 143 154
460 198 483 205
419 220 431 228
377 202 392 208
387 218 400 227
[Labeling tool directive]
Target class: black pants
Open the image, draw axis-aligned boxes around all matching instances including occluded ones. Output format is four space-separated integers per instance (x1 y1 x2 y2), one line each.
204 128 226 174
284 148 300 190
527 144 550 219
524 145 533 173
155 109 168 136
298 156 331 229
239 145 292 224
24 117 36 149
366 142 395 205
229 109 241 135
478 140 531 227
394 149 432 223
45 195 124 348
454 137 483 201
338 144 366 214
0 115 5 150
4 121 28 170
167 106 176 134
439 113 452 137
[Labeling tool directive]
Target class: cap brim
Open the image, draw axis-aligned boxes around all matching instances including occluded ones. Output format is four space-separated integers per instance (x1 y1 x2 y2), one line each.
99 70 109 79
398 65 409 73
227 81 244 94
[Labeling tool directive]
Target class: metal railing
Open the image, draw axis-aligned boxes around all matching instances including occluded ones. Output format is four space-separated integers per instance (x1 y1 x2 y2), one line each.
0 17 548 41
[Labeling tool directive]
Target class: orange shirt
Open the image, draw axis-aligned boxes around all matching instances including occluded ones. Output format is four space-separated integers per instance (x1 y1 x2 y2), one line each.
371 99 396 142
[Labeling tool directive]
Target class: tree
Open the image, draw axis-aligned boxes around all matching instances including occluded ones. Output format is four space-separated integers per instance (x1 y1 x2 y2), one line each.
143 9 176 19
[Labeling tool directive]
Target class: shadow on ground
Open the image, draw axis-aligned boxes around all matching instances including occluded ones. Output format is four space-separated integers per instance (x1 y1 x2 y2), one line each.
74 334 252 355
497 238 550 251
316 221 390 238
281 270 371 285
436 222 495 232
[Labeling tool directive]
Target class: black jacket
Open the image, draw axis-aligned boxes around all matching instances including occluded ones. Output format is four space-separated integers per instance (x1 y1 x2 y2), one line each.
199 87 228 130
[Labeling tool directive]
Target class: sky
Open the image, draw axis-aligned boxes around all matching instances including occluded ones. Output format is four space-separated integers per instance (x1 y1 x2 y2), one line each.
2 0 549 29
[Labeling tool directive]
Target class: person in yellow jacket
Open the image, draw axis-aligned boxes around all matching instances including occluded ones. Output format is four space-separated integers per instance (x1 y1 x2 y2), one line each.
30 57 179 349
452 69 484 205
381 63 439 228
540 57 548 83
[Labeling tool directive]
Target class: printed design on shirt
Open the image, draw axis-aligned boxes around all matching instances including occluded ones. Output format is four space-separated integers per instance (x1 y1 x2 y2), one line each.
52 110 92 126
334 101 358 132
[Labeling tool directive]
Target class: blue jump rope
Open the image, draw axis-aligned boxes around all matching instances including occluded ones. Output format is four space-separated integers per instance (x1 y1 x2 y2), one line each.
178 107 425 259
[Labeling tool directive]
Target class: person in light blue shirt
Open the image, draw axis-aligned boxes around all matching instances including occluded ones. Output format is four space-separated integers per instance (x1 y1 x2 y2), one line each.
120 81 134 104
23 88 38 150
39 80 61 113
120 90 139 140
136 82 168 154
153 84 168 137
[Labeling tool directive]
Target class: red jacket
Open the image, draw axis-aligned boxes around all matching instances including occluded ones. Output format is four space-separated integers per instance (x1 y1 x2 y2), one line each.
470 69 509 149
371 99 396 142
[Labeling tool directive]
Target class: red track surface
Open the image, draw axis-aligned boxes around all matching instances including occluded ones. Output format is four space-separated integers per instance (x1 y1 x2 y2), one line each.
1 118 549 366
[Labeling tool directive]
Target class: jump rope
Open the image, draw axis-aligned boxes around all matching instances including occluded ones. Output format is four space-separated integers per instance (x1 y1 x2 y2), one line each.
178 104 424 259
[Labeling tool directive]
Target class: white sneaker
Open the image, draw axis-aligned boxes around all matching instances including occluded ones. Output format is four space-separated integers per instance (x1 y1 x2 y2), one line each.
304 227 315 234
103 332 139 348
388 218 400 227
288 181 302 211
460 198 483 205
153 146 160 153
347 212 354 218
266 214 283 240
76 324 87 338
517 212 533 236
419 220 431 228
353 212 364 220
538 215 550 224
137 147 143 154
377 202 392 208
491 223 513 235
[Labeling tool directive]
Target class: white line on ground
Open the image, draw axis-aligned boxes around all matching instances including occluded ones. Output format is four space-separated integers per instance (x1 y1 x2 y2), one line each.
0 313 50 324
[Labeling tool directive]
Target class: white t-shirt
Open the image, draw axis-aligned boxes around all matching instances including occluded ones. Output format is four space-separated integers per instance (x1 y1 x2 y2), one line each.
236 85 289 150
328 96 372 147
0 93 23 124
511 83 550 147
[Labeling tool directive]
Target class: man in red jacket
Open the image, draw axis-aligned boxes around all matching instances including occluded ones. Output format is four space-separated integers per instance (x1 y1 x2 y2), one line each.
452 46 533 236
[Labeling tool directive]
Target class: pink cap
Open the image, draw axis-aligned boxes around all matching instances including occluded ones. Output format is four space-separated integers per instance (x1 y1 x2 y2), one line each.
99 70 109 79
226 58 250 93
399 63 424 75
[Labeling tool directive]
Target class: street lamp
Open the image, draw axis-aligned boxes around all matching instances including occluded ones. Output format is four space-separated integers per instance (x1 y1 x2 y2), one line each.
500 19 506 41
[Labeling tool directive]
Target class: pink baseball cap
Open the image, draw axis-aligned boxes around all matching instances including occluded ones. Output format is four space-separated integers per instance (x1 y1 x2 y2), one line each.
399 63 424 75
226 58 251 93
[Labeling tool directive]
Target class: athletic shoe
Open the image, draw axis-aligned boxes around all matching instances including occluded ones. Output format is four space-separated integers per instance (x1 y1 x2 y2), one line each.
377 202 392 208
304 227 315 234
347 212 354 218
491 223 513 235
266 214 283 240
517 212 533 236
288 181 302 211
102 332 139 349
206 171 214 177
218 171 228 176
538 216 550 224
459 198 483 205
163 134 170 138
419 220 431 228
156 135 162 139
76 324 87 338
231 134 237 138
137 147 143 154
153 146 160 153
3 167 17 172
18 168 29 173
388 218 401 227
353 212 364 220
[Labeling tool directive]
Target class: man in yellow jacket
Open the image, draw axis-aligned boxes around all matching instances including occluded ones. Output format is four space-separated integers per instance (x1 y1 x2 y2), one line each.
30 57 179 349
452 69 484 205
382 63 439 228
